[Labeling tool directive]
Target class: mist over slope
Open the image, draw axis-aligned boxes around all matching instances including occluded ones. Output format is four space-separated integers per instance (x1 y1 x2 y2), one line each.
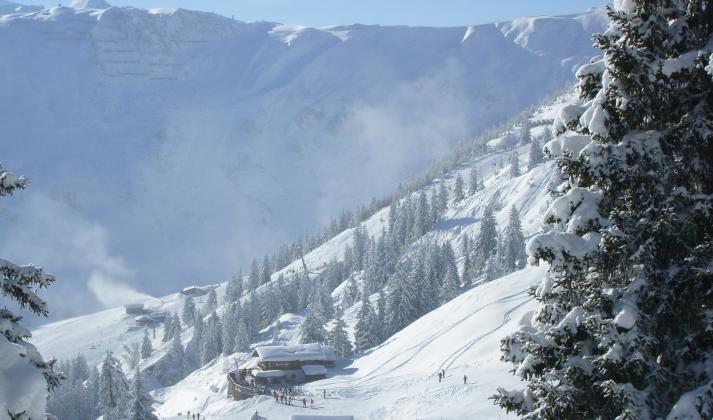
0 2 604 320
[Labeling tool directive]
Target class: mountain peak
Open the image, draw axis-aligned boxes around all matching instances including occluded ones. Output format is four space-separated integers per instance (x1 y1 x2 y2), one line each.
69 0 111 9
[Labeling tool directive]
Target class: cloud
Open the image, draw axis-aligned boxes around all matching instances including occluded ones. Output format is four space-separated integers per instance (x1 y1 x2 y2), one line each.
87 270 153 308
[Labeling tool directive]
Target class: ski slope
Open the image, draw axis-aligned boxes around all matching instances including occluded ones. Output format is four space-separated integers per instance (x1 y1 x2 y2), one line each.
154 267 543 420
0 1 604 321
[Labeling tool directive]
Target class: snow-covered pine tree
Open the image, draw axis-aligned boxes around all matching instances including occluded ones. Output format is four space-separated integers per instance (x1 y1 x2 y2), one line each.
200 312 222 365
461 235 472 284
248 258 260 292
141 329 153 359
156 330 185 386
468 167 480 195
498 206 526 273
354 296 380 352
261 255 272 285
121 341 141 370
413 191 431 238
527 139 544 171
495 2 713 418
438 264 460 304
519 119 531 144
124 369 158 420
508 151 520 178
329 308 353 358
472 205 499 272
480 253 501 283
182 295 196 327
205 288 218 314
430 188 440 224
438 182 449 212
222 302 237 355
234 319 250 353
162 313 174 342
386 269 418 335
99 350 129 420
0 164 62 418
375 289 387 342
171 311 182 338
453 173 465 203
300 291 327 344
225 269 243 303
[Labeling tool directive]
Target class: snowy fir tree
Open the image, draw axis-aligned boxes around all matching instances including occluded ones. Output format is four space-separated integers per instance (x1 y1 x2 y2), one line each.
200 312 222 365
468 167 482 195
248 258 260 291
99 350 129 420
453 173 465 203
438 264 460 304
495 2 713 418
162 314 174 342
527 139 545 171
519 118 531 144
47 354 97 420
375 289 387 341
386 269 418 335
205 287 218 314
329 308 353 358
438 182 449 212
125 369 158 420
461 235 473 284
300 293 327 344
473 205 499 271
508 151 520 178
354 296 380 352
0 164 62 418
225 269 243 303
121 341 141 370
261 255 272 285
140 329 153 359
181 295 196 327
498 206 526 273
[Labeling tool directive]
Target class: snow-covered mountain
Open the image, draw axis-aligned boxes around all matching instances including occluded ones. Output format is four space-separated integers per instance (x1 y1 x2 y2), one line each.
0 1 605 320
32 93 570 418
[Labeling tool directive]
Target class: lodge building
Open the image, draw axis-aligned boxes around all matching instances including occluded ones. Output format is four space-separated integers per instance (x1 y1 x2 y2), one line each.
227 343 336 400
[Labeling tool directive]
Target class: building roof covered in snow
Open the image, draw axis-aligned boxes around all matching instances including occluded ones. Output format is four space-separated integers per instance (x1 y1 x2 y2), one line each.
251 344 336 363
301 364 327 376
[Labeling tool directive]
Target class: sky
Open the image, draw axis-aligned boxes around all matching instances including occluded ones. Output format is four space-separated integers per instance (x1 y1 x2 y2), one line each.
29 0 609 27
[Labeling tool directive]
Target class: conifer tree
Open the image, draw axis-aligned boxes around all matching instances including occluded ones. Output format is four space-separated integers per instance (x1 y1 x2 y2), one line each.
99 351 129 420
508 151 520 178
496 2 713 418
181 295 196 327
225 269 243 303
438 182 449 212
162 314 174 343
234 319 250 353
473 205 499 271
438 265 460 304
221 302 237 355
468 167 481 195
413 191 431 238
259 255 270 285
158 332 185 385
140 329 153 359
0 164 62 418
354 296 380 352
329 308 353 358
519 119 531 144
171 311 182 338
248 258 260 291
300 297 327 344
527 139 544 171
205 288 218 314
200 312 222 365
461 235 472 284
375 289 387 341
498 206 526 273
386 269 418 334
125 370 158 420
453 173 465 203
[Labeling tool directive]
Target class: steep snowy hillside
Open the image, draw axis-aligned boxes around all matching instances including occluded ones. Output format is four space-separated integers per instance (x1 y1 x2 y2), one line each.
34 93 568 418
154 267 543 420
0 1 604 320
